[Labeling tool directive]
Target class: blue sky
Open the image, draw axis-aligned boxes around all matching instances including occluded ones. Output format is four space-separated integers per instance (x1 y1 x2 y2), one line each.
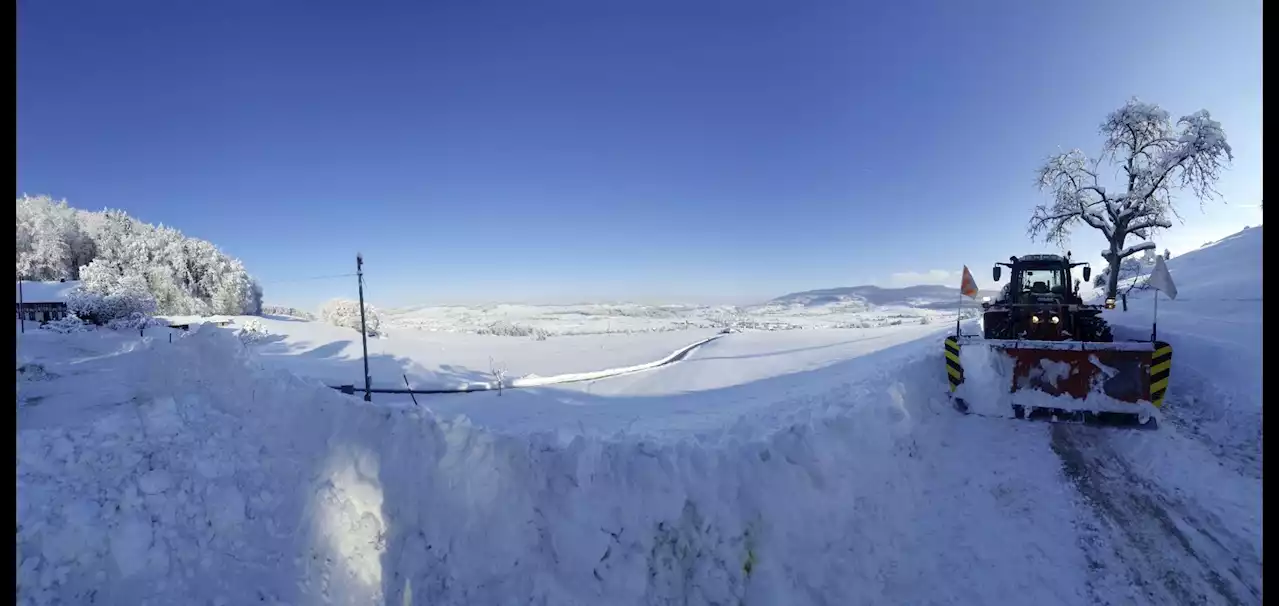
18 0 1262 309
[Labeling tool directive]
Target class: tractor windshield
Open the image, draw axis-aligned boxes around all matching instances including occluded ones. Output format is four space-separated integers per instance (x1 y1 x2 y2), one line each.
1017 267 1067 298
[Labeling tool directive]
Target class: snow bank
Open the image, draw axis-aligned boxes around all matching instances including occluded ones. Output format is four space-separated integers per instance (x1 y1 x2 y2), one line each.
954 341 1017 418
1099 225 1262 476
17 325 1104 605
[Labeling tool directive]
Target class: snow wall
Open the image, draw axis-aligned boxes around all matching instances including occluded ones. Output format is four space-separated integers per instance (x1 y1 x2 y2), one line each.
18 326 1096 606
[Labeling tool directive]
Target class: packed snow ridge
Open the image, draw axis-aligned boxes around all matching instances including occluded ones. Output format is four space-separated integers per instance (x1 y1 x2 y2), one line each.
18 326 1108 605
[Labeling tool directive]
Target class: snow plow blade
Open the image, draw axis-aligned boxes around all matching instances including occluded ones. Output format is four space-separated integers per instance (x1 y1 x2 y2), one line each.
946 337 1171 428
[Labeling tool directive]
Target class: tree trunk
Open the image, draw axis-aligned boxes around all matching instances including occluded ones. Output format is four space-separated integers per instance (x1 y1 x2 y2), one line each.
1104 238 1123 299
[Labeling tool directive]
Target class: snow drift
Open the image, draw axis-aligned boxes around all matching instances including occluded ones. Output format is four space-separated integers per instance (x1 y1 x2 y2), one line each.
19 325 1109 605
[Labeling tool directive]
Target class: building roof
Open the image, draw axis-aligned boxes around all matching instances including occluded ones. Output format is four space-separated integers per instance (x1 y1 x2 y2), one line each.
16 280 81 304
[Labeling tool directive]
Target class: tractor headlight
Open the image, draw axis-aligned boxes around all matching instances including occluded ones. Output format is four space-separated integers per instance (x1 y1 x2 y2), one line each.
1050 315 1060 324
1105 298 1116 309
982 296 991 303
1031 315 1041 324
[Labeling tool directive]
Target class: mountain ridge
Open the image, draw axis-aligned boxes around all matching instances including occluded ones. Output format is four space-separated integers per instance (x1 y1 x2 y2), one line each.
767 283 1000 310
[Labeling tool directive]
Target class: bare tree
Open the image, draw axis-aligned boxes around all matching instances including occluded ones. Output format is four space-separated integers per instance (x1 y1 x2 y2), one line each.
1029 98 1232 298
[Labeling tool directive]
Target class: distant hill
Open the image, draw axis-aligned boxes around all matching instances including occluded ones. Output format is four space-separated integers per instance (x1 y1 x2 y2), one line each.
765 284 1000 311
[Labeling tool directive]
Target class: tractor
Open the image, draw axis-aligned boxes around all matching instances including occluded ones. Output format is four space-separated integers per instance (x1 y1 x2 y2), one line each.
980 253 1112 342
946 252 1169 428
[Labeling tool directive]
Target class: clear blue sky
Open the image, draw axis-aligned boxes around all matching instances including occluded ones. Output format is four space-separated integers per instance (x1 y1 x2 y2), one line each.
17 0 1262 309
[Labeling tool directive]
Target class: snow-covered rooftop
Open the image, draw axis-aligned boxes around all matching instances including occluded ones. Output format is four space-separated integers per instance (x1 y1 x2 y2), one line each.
16 280 80 304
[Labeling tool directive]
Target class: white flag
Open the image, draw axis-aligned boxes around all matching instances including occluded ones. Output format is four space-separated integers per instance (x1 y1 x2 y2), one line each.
1148 255 1178 300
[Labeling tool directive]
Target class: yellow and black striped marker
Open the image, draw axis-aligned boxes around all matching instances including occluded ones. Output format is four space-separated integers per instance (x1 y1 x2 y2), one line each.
1150 341 1171 407
944 337 963 392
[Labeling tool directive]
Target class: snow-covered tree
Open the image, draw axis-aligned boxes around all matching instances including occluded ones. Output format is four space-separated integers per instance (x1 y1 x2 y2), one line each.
14 195 265 316
319 299 381 335
15 196 95 280
1029 98 1232 298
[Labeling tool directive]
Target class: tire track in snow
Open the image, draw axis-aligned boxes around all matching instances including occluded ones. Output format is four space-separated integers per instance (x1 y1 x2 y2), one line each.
1051 425 1261 606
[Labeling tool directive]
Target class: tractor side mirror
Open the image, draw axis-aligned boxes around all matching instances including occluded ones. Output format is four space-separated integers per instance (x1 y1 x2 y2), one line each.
1082 265 1091 282
992 266 1001 282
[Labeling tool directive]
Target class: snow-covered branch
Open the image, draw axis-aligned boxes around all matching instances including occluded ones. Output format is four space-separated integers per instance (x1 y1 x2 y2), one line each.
1116 241 1156 260
1127 217 1174 233
1030 149 1120 243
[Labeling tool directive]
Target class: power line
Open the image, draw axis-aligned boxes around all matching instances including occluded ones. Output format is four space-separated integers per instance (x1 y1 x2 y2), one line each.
258 273 357 285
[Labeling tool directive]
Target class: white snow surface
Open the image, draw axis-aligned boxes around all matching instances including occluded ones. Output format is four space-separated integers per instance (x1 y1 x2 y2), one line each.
242 315 725 391
954 338 1017 418
421 324 948 436
15 227 1263 605
20 324 1110 605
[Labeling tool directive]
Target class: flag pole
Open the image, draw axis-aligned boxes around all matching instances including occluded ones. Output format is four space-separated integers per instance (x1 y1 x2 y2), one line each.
955 289 963 339
1151 290 1158 343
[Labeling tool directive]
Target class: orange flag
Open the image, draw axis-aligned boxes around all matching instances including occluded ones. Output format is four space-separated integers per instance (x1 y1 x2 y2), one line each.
960 265 979 298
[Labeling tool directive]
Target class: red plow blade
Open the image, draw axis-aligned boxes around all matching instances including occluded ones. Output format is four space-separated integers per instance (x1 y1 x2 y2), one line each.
990 341 1152 403
949 337 1169 428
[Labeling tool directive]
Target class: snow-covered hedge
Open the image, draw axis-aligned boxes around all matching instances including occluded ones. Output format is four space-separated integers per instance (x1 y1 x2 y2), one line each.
319 299 381 335
261 305 316 321
237 318 270 345
476 321 550 340
39 316 92 334
16 195 263 316
66 275 158 326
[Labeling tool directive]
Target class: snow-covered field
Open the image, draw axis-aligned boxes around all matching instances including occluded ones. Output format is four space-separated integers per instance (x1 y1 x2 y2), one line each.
381 294 971 337
244 315 725 391
16 227 1263 605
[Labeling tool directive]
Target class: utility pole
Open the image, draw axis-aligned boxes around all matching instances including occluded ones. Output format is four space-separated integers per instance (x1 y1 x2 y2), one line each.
356 254 371 402
18 276 25 334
